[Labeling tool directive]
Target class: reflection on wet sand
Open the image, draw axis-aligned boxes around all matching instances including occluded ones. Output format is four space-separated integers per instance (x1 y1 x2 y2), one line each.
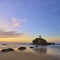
33 47 47 54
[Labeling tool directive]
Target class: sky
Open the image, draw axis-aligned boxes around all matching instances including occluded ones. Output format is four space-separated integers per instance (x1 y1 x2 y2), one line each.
0 0 60 43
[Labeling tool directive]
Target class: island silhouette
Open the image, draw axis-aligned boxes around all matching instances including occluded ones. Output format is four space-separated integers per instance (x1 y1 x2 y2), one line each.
32 35 55 46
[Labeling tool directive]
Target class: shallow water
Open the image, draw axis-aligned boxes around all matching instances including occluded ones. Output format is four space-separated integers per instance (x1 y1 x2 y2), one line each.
0 42 60 58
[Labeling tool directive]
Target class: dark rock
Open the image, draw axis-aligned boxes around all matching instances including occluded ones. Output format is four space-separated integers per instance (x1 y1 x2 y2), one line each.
32 36 48 46
1 48 14 52
2 44 7 45
18 47 26 51
1 49 9 52
7 48 14 51
47 42 55 45
30 46 34 48
36 45 38 47
32 36 55 46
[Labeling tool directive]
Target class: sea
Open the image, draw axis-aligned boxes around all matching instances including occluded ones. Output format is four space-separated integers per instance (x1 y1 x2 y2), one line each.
0 42 60 58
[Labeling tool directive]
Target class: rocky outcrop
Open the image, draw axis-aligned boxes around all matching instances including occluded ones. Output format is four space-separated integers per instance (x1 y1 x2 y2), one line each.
18 47 26 51
1 48 14 52
47 42 55 45
30 46 34 48
32 36 48 46
32 36 55 46
2 44 7 45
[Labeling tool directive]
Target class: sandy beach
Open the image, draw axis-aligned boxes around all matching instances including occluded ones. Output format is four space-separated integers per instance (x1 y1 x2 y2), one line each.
0 51 60 60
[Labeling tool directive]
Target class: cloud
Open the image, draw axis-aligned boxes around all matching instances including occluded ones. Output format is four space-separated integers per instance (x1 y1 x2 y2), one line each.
12 18 27 28
12 18 20 27
0 17 27 32
0 22 8 30
0 30 26 38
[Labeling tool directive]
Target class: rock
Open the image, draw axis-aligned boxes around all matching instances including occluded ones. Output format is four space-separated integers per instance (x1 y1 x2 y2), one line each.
32 36 55 46
30 46 34 48
1 49 9 52
32 36 48 46
36 45 38 47
1 48 14 52
7 48 14 51
47 42 55 45
2 44 7 45
18 47 26 51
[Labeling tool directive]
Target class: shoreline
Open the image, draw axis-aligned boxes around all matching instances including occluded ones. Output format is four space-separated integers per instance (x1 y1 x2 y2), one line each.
0 51 60 60
0 43 60 60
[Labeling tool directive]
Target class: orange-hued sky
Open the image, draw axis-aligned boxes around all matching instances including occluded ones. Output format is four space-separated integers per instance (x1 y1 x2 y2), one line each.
0 38 34 43
0 34 34 42
0 37 32 42
0 36 60 43
45 37 60 43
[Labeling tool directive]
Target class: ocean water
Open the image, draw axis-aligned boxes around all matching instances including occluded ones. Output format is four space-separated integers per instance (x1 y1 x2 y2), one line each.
0 42 60 58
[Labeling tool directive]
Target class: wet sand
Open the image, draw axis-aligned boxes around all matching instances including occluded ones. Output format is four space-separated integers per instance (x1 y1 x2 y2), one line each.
0 51 60 60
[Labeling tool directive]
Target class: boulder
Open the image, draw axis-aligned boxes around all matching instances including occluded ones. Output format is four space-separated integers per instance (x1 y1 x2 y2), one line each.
30 46 34 48
18 47 26 51
7 48 14 51
2 44 7 45
1 48 14 52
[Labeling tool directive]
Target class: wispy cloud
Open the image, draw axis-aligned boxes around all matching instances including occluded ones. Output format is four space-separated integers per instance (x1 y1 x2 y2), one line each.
0 30 26 38
0 17 27 32
0 22 8 30
12 18 20 27
12 18 27 28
